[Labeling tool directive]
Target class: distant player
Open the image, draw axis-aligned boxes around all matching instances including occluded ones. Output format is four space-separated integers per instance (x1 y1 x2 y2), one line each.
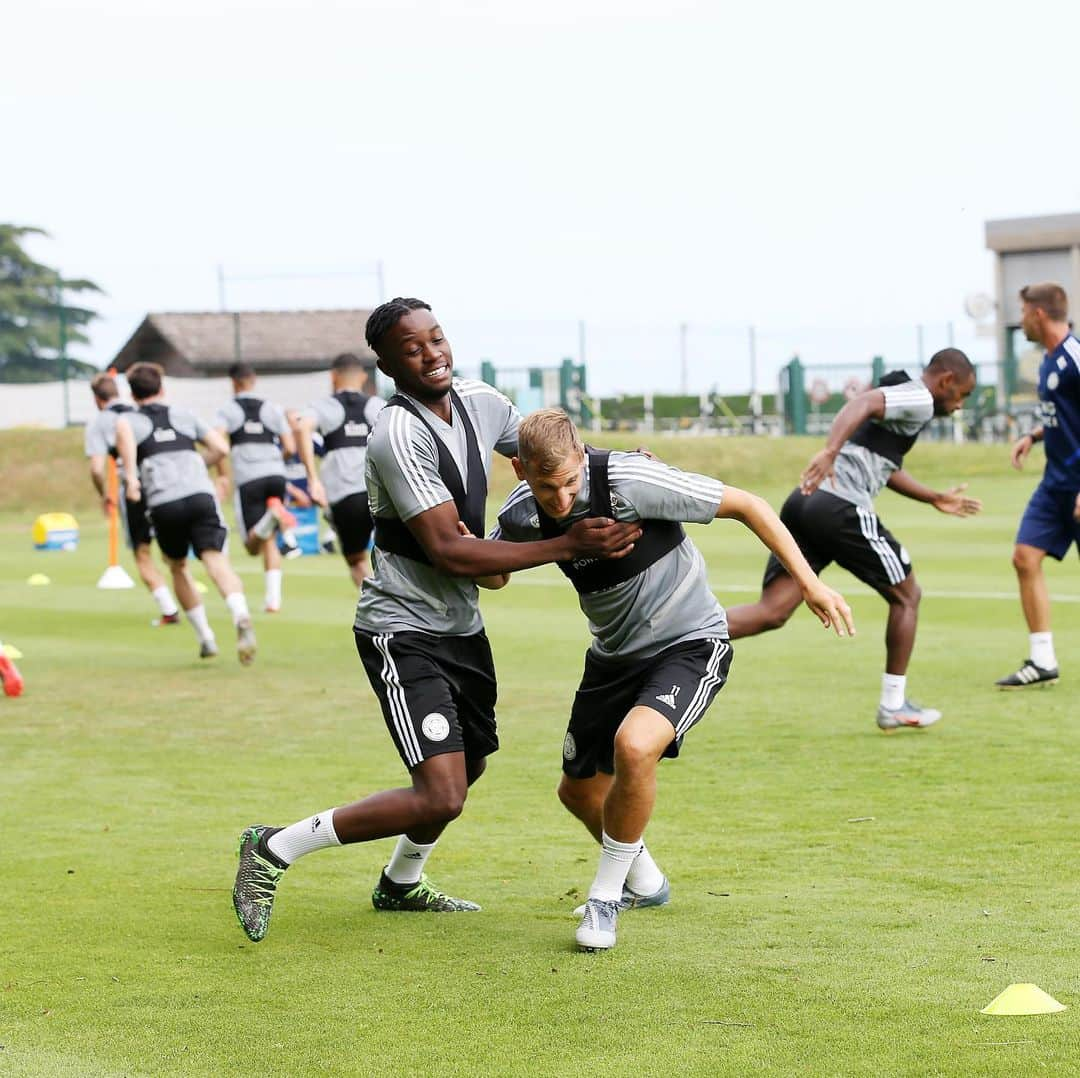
296 353 386 587
996 283 1080 688
114 362 257 665
231 298 642 944
85 373 180 625
726 348 980 730
488 409 852 952
0 641 24 698
214 362 299 613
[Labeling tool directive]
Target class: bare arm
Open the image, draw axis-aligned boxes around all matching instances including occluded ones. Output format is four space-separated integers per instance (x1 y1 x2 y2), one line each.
1011 426 1045 470
886 469 981 516
403 501 642 578
88 454 108 498
800 388 886 495
279 426 297 459
295 415 327 507
213 428 232 499
716 486 854 636
114 419 141 502
199 427 230 468
457 521 510 589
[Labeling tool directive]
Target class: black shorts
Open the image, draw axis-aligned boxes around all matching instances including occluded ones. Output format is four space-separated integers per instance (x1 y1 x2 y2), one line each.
236 475 288 534
331 493 374 557
355 630 498 771
563 637 733 779
122 497 153 549
149 493 228 561
762 488 912 595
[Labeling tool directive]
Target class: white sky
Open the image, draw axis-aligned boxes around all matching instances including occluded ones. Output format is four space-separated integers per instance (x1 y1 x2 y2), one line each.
7 0 1080 396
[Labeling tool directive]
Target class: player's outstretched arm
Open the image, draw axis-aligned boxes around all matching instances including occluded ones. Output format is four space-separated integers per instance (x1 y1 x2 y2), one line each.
716 486 854 637
1010 427 1043 470
403 501 642 579
800 388 886 495
457 521 510 589
885 469 982 516
213 428 232 500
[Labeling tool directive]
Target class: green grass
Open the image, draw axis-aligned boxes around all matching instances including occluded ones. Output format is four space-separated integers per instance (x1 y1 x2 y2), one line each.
1 434 1078 1076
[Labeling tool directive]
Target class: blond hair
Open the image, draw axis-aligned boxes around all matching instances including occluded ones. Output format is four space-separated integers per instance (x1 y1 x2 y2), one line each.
1020 282 1068 322
517 408 585 474
90 372 118 402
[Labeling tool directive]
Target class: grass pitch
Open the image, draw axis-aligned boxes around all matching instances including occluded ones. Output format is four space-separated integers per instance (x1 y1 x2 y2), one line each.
1 432 1078 1076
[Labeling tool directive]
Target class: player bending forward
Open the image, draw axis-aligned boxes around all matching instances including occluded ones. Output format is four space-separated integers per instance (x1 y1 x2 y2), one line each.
726 349 979 731
487 409 853 952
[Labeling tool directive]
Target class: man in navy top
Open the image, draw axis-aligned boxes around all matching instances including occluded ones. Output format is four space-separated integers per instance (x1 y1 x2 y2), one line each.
997 282 1080 688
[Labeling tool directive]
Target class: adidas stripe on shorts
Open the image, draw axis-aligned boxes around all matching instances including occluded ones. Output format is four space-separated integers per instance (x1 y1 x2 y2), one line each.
562 637 733 779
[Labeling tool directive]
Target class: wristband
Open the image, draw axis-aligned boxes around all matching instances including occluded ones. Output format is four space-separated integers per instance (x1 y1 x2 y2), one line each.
1029 430 1043 444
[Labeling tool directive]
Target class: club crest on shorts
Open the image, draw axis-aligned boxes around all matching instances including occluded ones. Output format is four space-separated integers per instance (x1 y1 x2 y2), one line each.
563 732 577 761
421 712 450 742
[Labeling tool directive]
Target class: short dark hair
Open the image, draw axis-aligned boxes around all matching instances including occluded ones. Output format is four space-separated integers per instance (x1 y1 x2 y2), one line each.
364 298 432 354
228 361 256 382
1020 282 1068 322
90 372 118 402
126 362 164 402
925 347 975 381
331 352 366 374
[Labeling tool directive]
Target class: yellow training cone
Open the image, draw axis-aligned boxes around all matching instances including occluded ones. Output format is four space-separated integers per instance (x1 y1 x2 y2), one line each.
27 573 51 586
3 644 23 660
981 984 1066 1015
194 580 208 595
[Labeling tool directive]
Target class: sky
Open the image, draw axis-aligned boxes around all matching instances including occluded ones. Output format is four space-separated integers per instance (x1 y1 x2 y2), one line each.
6 0 1080 397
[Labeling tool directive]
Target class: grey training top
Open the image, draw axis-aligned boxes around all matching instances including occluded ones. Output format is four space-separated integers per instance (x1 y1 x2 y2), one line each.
122 405 216 508
215 393 289 488
84 403 127 472
354 378 521 637
303 393 386 505
492 451 727 660
824 379 935 510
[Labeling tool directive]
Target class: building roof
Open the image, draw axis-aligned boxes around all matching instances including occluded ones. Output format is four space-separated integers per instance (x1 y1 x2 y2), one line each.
985 213 1080 254
112 309 377 376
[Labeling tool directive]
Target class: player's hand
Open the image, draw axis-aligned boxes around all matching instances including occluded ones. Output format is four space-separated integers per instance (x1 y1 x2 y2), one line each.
566 516 642 560
1010 434 1034 470
101 495 115 517
932 483 982 517
800 449 837 495
634 446 659 461
801 580 855 637
285 482 312 508
1074 492 1080 523
308 477 328 509
124 477 141 503
457 521 509 589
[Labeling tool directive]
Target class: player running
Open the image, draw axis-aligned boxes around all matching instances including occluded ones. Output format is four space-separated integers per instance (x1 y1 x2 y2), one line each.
997 283 1080 688
486 409 852 952
231 298 642 943
85 373 180 625
725 348 980 731
114 362 257 665
214 362 298 613
295 353 386 588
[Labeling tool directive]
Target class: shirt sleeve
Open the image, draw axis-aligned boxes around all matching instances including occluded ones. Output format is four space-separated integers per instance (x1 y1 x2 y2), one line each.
880 381 934 424
365 395 387 427
494 397 522 458
368 407 454 522
213 405 234 431
491 483 540 540
606 453 723 524
261 401 289 436
84 414 109 457
308 398 345 435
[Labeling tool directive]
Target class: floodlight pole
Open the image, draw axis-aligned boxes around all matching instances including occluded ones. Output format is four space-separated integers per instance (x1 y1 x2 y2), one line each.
57 277 69 428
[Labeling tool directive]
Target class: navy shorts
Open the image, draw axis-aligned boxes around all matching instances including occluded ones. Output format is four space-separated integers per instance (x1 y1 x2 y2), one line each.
1016 482 1080 560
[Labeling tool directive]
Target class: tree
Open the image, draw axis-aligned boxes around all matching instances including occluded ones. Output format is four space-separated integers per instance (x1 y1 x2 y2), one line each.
0 224 103 383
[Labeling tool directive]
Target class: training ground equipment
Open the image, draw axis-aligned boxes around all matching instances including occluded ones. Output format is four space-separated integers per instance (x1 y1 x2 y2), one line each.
27 573 51 586
33 512 79 551
97 457 135 590
981 984 1066 1015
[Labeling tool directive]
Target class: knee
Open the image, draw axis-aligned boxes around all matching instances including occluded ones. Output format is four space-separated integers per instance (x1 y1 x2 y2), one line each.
613 728 659 774
1013 546 1041 574
419 783 466 824
557 776 587 813
760 604 794 632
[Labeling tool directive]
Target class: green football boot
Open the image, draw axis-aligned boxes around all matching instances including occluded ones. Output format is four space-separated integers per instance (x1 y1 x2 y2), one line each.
232 825 287 942
371 870 480 912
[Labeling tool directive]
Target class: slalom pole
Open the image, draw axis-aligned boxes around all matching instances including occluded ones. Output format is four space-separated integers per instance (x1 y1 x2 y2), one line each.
97 456 135 589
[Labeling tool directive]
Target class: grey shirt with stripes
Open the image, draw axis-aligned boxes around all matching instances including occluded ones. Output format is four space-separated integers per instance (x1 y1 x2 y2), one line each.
491 452 728 661
215 393 290 488
353 378 522 637
823 379 936 510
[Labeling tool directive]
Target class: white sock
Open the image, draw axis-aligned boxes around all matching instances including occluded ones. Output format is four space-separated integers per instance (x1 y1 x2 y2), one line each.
625 842 665 896
152 586 179 617
385 835 437 885
1030 632 1057 670
184 604 215 644
589 831 642 902
880 672 906 711
266 810 340 865
224 591 250 627
264 569 282 610
251 509 276 541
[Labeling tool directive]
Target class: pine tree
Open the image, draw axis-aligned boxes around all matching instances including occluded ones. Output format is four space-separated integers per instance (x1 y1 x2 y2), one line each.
0 224 102 383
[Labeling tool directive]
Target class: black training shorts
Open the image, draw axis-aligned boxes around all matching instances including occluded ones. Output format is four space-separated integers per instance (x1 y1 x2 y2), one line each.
562 637 733 779
355 629 498 771
149 493 228 561
763 488 912 595
236 474 288 534
331 492 374 557
121 497 154 549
